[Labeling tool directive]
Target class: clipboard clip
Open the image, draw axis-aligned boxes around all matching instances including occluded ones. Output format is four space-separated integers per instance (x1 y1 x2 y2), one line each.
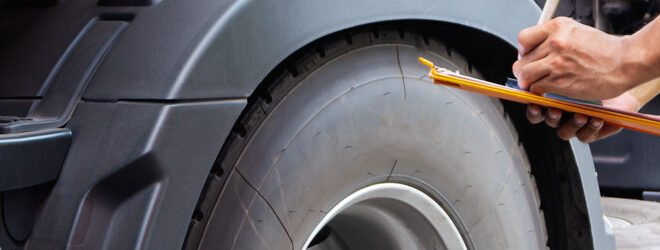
418 57 604 106
417 57 459 76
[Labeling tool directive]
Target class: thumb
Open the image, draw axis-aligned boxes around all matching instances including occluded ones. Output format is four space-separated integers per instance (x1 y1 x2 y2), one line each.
529 81 549 95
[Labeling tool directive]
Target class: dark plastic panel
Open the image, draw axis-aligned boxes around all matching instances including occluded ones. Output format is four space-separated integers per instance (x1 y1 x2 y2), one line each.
0 128 71 191
0 20 127 134
70 154 163 249
98 0 160 7
25 100 245 250
83 0 540 100
0 99 40 117
0 1 94 97
3 182 54 243
0 0 137 98
84 0 237 99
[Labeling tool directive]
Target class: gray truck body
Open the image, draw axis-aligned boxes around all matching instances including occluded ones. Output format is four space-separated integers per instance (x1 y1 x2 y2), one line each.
0 0 614 248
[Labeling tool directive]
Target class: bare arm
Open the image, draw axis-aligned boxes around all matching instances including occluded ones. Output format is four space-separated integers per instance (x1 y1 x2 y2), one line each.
513 16 660 101
628 78 660 111
623 17 660 89
515 16 660 142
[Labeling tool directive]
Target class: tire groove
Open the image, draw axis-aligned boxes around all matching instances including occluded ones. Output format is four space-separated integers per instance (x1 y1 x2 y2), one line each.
235 169 295 250
395 45 407 102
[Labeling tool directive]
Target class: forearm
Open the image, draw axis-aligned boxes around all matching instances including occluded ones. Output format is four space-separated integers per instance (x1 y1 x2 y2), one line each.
623 16 660 89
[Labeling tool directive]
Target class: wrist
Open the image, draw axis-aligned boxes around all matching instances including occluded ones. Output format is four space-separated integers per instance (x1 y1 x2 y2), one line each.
620 35 644 90
628 78 660 109
621 33 660 89
619 91 643 112
628 91 643 112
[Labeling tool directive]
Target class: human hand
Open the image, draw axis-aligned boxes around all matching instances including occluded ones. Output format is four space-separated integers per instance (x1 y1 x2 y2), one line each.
525 91 641 142
512 17 640 101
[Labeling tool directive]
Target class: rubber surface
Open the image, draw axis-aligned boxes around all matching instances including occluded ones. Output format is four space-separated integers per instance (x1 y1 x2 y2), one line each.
186 29 547 249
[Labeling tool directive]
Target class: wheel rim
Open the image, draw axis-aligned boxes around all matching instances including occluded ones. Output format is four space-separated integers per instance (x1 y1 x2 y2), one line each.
304 183 467 250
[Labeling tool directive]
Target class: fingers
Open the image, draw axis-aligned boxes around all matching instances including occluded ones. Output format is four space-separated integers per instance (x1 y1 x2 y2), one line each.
512 39 552 88
517 25 549 56
544 108 562 128
528 74 558 96
525 105 562 128
514 26 551 89
576 118 604 142
526 104 622 143
518 40 552 64
526 104 545 124
517 18 575 56
556 114 587 140
515 57 552 90
554 116 618 143
592 124 623 141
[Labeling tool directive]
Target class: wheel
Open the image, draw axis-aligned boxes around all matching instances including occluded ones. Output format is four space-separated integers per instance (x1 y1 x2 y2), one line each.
184 27 548 249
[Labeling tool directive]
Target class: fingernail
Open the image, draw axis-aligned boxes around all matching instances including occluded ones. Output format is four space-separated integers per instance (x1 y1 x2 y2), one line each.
591 119 603 128
549 111 559 120
574 116 586 125
518 44 525 55
529 108 539 116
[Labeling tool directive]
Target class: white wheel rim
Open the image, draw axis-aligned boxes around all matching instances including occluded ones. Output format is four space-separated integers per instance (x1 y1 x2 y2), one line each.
303 183 467 250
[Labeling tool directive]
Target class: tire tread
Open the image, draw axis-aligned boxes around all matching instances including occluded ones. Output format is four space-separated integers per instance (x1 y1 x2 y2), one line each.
184 25 551 249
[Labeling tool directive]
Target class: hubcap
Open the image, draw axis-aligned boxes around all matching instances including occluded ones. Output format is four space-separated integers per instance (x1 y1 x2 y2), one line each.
304 183 467 250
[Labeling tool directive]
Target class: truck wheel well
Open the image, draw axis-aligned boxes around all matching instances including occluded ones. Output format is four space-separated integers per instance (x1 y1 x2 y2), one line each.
189 20 593 250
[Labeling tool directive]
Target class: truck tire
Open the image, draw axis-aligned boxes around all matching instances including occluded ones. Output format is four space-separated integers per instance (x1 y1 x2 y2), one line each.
184 28 547 249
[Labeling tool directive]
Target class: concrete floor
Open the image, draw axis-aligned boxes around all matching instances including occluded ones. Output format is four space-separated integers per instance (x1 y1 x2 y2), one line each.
602 197 660 249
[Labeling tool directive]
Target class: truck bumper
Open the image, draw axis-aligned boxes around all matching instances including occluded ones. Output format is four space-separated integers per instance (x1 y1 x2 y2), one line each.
0 129 71 191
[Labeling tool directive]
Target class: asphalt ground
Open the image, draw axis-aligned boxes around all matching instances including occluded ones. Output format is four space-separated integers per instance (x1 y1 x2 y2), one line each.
602 197 660 249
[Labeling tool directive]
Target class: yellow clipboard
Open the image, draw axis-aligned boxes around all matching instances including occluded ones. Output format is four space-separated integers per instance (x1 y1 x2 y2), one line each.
419 57 660 137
